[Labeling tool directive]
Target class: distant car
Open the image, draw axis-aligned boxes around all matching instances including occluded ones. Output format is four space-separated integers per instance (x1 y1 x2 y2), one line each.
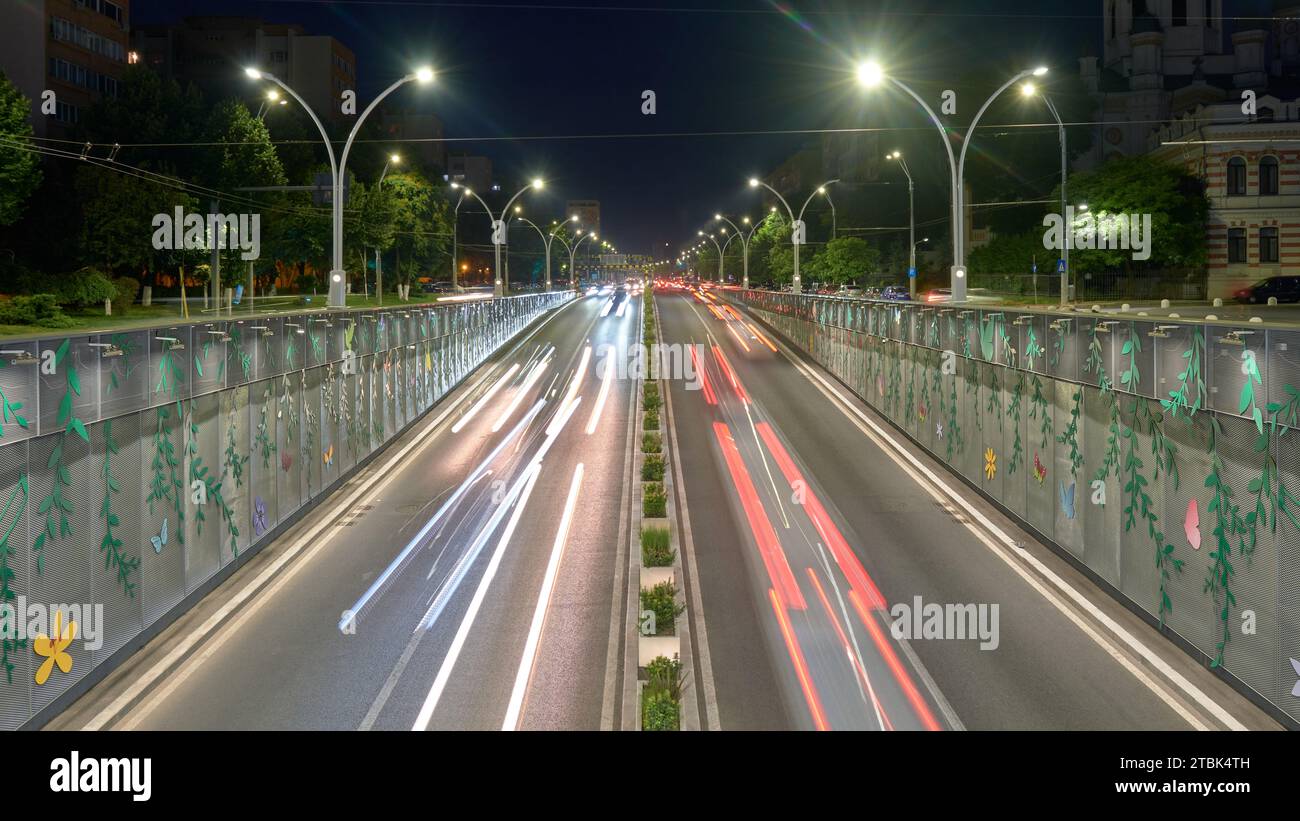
920 287 1000 304
1234 276 1300 304
880 285 911 301
837 285 863 297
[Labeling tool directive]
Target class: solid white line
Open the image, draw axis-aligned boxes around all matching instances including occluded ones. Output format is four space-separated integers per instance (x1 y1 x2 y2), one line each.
452 363 520 433
82 296 584 730
411 463 542 730
774 329 1244 731
502 462 585 730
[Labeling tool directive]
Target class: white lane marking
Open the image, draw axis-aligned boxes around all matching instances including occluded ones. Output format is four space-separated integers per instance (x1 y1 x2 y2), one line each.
503 462 585 730
774 327 1242 731
616 299 629 318
585 351 615 435
81 297 586 730
411 463 542 730
492 353 551 432
599 298 615 318
341 400 544 630
452 363 520 434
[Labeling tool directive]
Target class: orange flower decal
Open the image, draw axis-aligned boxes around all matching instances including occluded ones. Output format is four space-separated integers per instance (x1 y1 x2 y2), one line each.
33 610 76 685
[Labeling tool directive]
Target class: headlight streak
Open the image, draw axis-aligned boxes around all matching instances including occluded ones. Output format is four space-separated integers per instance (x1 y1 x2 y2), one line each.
615 298 630 318
451 363 521 433
411 393 584 730
726 322 751 352
548 345 590 438
338 400 545 632
411 462 543 731
585 348 615 435
491 353 552 432
502 461 585 730
598 298 615 318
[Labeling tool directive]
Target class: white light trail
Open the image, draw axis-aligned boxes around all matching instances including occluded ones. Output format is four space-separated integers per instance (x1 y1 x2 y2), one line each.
598 298 615 318
411 463 542 730
339 400 544 632
451 363 520 434
491 354 551 432
585 352 615 435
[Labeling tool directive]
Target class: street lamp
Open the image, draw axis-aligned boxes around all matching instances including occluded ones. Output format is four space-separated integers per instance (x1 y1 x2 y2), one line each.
955 65 1049 274
887 151 918 298
797 179 839 290
698 231 724 283
749 177 803 292
715 214 755 289
246 64 435 307
452 179 543 297
514 214 578 291
554 230 597 289
255 90 287 120
1022 79 1070 305
371 153 402 304
856 60 964 300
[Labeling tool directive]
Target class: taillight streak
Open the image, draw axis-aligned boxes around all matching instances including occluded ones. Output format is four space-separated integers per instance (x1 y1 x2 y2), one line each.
770 588 829 731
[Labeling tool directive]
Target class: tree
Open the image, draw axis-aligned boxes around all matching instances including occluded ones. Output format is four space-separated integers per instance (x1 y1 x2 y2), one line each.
75 164 196 274
0 71 42 226
1054 154 1207 273
802 237 880 285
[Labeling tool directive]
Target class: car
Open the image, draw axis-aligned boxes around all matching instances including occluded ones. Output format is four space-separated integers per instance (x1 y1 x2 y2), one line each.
837 285 863 297
1233 275 1300 304
920 287 1001 304
880 285 911 301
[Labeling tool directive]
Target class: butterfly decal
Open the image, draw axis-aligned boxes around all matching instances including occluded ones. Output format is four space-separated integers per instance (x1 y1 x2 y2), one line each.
1184 498 1201 550
150 518 168 554
281 451 293 473
935 423 944 439
1033 453 1047 486
323 444 334 467
1059 480 1076 520
253 496 268 536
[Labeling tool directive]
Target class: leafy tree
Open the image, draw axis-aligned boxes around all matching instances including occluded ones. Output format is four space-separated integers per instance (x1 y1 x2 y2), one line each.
1054 154 1207 273
381 171 450 288
75 164 196 274
0 71 41 226
802 236 880 285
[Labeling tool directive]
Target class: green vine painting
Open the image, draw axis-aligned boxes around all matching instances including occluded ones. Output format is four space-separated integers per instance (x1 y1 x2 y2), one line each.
1056 387 1084 477
99 420 139 598
1007 373 1025 475
1030 374 1052 450
147 404 184 546
221 393 248 558
1160 328 1205 421
34 339 88 574
0 476 29 683
254 382 277 470
1205 416 1250 668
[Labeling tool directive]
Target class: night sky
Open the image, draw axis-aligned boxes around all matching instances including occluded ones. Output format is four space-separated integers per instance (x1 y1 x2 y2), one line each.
133 0 1094 257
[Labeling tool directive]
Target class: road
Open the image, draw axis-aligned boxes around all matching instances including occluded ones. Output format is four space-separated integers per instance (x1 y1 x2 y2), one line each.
50 291 640 731
656 288 1281 731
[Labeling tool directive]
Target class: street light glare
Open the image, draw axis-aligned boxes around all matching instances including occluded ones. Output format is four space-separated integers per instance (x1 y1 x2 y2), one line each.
856 61 884 87
267 90 280 101
415 67 435 83
1032 65 1050 76
1021 82 1037 97
244 67 262 79
390 154 401 163
531 178 545 189
748 178 760 188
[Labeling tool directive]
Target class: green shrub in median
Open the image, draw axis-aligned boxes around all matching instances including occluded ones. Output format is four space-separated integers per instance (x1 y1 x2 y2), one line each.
641 525 674 566
641 655 682 731
643 409 660 432
641 453 665 482
640 580 684 635
641 687 679 731
641 432 662 454
642 383 661 411
643 482 666 518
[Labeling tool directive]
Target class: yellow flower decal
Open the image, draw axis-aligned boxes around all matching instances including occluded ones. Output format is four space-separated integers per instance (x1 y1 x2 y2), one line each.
984 447 997 481
33 610 76 685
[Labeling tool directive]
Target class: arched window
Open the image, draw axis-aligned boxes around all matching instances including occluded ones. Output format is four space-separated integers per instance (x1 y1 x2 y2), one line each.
1260 156 1280 196
1227 157 1247 195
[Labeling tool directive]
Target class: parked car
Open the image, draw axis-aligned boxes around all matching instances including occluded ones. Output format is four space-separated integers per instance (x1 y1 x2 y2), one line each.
1233 276 1300 304
837 285 863 297
880 285 911 301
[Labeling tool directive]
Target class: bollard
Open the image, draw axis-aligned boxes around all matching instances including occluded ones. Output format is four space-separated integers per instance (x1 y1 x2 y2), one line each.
142 286 152 307
104 298 111 316
225 287 234 315
1121 303 1130 312
1268 297 1278 306
1160 299 1171 309
1213 298 1223 308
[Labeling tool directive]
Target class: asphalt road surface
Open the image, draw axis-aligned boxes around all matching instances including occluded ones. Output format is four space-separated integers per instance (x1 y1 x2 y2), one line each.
656 288 1281 731
51 291 640 730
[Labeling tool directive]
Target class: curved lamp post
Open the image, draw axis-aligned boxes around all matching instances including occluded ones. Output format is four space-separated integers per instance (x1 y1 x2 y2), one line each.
887 151 917 298
246 65 434 307
513 214 579 291
1021 79 1069 305
697 231 725 283
554 230 598 289
748 178 802 293
715 214 756 289
451 179 543 296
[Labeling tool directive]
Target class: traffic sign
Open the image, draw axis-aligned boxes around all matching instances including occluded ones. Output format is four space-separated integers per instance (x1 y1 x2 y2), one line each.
1057 259 1066 273
907 267 917 278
